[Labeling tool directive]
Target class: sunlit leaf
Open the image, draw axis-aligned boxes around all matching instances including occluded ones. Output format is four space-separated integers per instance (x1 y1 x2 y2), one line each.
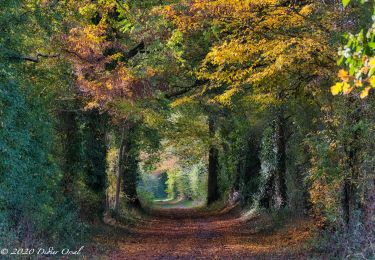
360 87 370 98
369 58 375 68
331 82 343 95
354 80 363 87
342 82 353 94
342 0 350 8
370 77 375 87
338 69 350 82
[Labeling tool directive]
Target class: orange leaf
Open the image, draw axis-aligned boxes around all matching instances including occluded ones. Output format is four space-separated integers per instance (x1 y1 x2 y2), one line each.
360 87 371 99
338 70 349 82
342 82 353 94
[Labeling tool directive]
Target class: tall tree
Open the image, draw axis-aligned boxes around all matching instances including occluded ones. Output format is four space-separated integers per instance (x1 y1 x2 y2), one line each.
82 109 109 216
207 113 219 204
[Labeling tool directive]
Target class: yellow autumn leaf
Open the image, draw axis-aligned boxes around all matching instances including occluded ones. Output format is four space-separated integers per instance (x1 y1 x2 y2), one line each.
342 82 353 94
370 77 375 87
361 66 369 75
331 82 343 95
106 82 113 90
360 87 371 99
338 70 349 82
368 57 375 67
85 101 99 109
171 96 193 107
354 80 363 87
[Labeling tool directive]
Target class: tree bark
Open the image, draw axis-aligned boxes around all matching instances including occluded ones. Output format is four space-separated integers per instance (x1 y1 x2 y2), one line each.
274 108 288 208
114 125 126 213
342 133 360 228
342 178 351 225
82 109 108 218
261 174 275 209
342 96 361 228
122 124 141 208
207 114 219 205
58 109 79 196
7 53 60 63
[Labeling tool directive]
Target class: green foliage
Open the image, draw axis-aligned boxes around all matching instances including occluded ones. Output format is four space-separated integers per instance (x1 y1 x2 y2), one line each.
162 104 210 166
255 125 278 208
1 0 374 256
0 0 104 247
342 0 370 8
314 219 374 258
137 188 155 208
165 163 207 201
138 172 167 201
189 163 207 200
307 95 375 224
333 0 375 98
0 77 82 247
166 168 187 199
81 110 108 216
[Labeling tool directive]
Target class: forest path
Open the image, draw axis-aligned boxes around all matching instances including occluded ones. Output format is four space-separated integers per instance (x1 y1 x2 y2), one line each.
90 205 315 259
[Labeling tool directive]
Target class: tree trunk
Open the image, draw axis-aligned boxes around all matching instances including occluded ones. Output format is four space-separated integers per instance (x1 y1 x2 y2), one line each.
59 109 79 196
342 177 360 228
207 114 219 205
274 108 288 208
260 174 275 209
342 96 361 228
342 137 360 228
83 109 108 218
122 125 141 207
342 178 351 226
114 125 126 213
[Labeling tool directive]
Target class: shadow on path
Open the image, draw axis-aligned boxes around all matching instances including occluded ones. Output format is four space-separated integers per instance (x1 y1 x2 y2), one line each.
88 202 316 259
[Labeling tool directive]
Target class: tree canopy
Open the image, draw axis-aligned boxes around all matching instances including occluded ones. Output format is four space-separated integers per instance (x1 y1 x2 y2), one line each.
0 0 374 258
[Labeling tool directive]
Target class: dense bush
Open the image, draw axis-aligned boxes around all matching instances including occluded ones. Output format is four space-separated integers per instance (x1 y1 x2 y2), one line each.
0 77 83 247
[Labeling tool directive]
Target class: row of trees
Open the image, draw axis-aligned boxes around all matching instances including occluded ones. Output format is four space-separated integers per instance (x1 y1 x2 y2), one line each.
1 0 374 256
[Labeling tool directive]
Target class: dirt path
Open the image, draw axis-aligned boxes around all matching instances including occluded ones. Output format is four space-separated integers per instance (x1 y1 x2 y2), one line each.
89 206 316 259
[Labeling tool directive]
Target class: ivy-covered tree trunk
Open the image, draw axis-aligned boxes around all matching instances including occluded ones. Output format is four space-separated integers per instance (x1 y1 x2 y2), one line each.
259 125 276 209
342 151 362 228
342 97 361 228
114 125 126 213
259 105 288 210
122 124 141 207
58 108 81 197
82 109 108 218
207 114 219 205
260 174 275 209
239 136 261 203
116 122 140 209
274 107 288 208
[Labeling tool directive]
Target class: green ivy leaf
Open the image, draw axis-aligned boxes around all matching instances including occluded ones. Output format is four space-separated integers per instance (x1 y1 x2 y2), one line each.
337 56 344 66
368 42 375 49
342 0 351 8
369 67 375 77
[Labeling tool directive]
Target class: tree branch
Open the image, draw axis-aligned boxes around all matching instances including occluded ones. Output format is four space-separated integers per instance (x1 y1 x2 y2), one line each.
7 53 60 63
62 49 93 63
122 41 145 62
63 41 145 63
287 6 331 34
165 79 208 99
